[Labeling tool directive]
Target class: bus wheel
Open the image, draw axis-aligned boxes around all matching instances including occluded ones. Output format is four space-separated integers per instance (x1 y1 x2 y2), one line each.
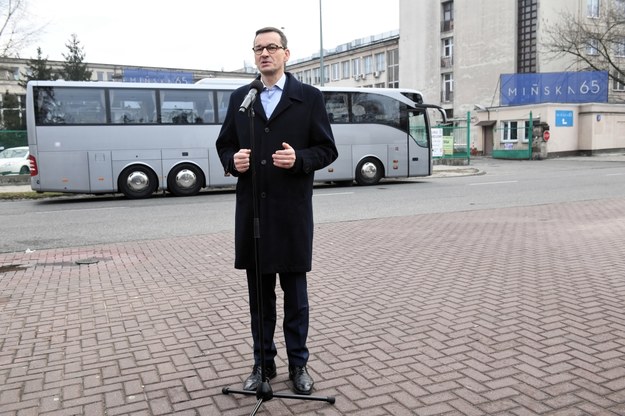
19 166 30 175
355 157 383 186
118 165 158 199
167 163 204 197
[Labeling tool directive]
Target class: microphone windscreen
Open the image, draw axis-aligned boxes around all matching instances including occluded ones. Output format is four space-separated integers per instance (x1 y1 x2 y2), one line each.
249 80 264 93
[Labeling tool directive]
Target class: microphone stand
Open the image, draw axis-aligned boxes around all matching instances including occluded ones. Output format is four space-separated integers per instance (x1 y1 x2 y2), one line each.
222 97 335 415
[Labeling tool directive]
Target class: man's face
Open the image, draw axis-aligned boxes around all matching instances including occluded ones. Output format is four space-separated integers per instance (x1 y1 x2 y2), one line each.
253 31 290 77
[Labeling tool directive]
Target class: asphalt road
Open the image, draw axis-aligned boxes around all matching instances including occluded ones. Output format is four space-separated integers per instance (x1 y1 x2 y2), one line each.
1 155 624 254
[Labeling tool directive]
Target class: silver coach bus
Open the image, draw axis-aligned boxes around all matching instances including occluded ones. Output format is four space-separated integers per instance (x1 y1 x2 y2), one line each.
25 79 445 198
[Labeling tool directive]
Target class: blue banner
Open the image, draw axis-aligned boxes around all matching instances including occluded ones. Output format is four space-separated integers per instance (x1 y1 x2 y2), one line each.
500 71 608 106
122 68 194 84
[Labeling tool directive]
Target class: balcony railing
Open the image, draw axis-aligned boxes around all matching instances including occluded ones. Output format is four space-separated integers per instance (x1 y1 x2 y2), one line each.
441 20 454 32
441 90 454 103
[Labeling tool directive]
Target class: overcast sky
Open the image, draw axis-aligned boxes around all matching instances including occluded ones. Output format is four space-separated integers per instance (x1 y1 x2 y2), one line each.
22 0 399 71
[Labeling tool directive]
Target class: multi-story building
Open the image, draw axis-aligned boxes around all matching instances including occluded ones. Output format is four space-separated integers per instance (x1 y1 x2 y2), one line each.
400 0 625 156
4 1 625 156
287 31 400 88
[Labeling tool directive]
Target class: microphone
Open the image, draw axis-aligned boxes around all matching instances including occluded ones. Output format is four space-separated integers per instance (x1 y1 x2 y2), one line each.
239 80 264 113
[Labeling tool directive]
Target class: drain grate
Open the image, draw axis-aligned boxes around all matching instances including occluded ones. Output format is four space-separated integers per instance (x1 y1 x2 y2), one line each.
0 264 27 273
75 258 101 265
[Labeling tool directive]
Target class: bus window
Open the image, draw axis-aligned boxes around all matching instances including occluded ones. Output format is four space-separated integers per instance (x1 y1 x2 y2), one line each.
216 90 233 123
160 90 213 124
401 91 423 104
323 92 349 123
409 111 428 147
351 92 401 129
34 86 106 125
109 89 156 124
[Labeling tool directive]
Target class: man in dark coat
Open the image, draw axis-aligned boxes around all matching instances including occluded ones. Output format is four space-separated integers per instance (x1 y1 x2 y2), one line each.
215 27 338 395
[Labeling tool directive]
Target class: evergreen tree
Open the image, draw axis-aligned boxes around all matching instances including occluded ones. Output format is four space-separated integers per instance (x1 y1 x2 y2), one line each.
1 90 25 130
59 34 92 81
18 47 57 88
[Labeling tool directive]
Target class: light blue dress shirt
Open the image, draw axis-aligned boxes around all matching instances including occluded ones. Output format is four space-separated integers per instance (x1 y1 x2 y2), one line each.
260 75 286 119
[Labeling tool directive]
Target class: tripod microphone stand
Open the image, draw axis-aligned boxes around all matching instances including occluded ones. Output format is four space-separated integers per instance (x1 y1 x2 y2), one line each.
222 97 335 415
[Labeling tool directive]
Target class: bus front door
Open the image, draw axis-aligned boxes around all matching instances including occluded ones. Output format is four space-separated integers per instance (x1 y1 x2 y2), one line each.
408 110 432 177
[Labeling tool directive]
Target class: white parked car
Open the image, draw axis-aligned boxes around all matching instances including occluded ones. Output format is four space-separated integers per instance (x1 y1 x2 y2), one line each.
0 146 30 175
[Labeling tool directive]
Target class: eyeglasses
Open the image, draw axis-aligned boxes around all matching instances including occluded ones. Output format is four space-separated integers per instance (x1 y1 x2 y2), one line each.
252 44 285 55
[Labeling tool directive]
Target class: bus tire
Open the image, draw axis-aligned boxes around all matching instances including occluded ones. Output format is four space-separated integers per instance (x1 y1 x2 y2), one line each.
118 165 158 199
167 163 204 197
355 157 383 186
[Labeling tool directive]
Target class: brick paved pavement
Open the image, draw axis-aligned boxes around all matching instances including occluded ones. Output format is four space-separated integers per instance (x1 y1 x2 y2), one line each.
1 197 625 415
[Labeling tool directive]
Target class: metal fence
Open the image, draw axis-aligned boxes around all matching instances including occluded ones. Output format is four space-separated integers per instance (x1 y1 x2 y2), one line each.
432 112 471 163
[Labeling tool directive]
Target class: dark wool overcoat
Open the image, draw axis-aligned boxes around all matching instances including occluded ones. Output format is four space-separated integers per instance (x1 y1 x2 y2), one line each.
216 73 338 273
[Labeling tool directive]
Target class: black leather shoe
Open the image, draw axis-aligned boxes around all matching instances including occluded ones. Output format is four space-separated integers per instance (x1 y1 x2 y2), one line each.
242 363 277 391
289 365 314 395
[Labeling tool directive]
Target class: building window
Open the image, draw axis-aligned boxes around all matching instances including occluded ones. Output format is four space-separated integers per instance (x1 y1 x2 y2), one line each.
374 52 385 72
517 0 537 73
587 38 599 55
442 1 454 32
522 121 531 142
501 121 519 142
387 49 399 88
331 63 340 81
363 55 373 74
613 71 625 91
441 37 453 68
341 61 350 79
442 73 453 102
304 69 312 85
313 68 321 85
587 0 600 17
443 37 453 58
614 38 625 57
352 58 362 78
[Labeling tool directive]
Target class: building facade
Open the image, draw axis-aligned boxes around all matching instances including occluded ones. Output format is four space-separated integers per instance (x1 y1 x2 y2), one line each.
400 0 625 156
4 1 625 156
287 31 400 88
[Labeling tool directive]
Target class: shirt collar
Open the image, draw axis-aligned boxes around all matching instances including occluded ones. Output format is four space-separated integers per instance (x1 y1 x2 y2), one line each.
263 74 286 91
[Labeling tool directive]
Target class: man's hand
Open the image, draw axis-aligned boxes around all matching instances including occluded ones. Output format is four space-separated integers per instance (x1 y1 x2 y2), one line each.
273 142 296 169
234 149 251 173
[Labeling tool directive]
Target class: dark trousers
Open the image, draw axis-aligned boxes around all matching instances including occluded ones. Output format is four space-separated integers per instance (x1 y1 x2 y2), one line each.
246 270 309 367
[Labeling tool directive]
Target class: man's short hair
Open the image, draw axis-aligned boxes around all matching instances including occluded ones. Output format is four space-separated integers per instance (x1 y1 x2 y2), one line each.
255 27 288 48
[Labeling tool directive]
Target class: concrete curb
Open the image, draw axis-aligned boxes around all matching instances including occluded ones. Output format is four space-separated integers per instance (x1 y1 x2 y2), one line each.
0 174 29 186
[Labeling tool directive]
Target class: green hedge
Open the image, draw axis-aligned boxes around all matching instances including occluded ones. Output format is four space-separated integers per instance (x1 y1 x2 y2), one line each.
0 130 27 150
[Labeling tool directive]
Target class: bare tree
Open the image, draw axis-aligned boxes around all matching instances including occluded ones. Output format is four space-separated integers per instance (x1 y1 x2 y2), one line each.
543 1 625 88
0 0 41 57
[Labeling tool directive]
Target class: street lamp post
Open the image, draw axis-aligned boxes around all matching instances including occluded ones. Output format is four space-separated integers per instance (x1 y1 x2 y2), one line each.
319 0 324 86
